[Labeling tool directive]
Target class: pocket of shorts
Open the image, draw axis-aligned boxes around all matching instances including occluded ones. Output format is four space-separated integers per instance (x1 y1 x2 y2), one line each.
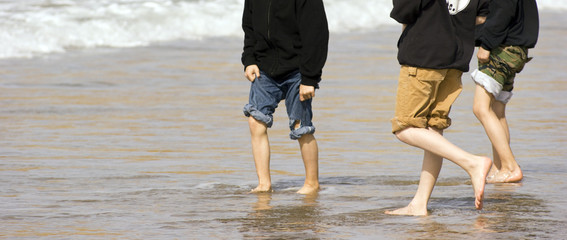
416 68 448 81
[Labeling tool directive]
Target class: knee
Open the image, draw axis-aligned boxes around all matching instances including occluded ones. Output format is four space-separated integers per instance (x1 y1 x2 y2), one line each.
297 132 315 143
394 129 409 142
472 102 489 120
248 117 267 136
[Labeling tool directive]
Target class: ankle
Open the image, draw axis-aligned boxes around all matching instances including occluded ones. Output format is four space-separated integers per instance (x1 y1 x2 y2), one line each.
303 181 320 189
256 183 272 190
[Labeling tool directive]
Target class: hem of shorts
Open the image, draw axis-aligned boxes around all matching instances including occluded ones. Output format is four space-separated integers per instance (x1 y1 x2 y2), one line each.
428 118 451 130
289 126 315 140
495 91 513 104
391 117 427 133
391 117 452 133
243 104 273 128
471 69 502 97
471 69 512 104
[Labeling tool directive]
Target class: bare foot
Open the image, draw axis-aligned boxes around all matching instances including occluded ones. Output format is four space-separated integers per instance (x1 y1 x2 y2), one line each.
385 204 428 216
486 164 498 183
487 168 523 183
504 168 523 182
249 185 273 193
296 183 320 195
472 157 492 210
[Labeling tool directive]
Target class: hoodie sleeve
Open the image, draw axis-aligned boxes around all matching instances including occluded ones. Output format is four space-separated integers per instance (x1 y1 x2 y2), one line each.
296 0 329 87
390 0 423 24
474 0 490 46
477 0 490 16
241 0 257 68
479 0 517 51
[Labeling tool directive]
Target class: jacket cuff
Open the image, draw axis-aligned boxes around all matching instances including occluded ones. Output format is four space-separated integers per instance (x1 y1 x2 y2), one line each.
301 76 320 88
481 42 493 51
242 56 256 70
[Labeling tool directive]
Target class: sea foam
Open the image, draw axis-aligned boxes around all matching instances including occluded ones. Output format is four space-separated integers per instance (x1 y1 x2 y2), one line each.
0 0 563 59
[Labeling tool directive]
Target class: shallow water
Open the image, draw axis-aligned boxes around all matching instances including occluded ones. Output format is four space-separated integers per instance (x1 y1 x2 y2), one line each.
1 12 566 239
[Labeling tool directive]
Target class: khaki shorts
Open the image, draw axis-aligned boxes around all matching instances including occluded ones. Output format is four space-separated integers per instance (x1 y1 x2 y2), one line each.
391 66 463 133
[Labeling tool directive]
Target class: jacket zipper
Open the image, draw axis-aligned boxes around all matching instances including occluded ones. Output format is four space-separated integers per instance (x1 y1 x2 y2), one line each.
267 0 272 40
267 0 278 76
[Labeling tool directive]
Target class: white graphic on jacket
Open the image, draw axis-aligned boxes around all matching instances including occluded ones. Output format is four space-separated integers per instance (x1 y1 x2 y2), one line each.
446 0 471 15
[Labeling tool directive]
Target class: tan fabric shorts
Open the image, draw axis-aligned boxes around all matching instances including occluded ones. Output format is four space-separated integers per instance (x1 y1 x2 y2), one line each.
391 66 463 133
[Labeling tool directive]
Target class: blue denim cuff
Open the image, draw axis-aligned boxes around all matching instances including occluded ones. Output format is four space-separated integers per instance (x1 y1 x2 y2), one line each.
289 125 315 140
243 104 273 128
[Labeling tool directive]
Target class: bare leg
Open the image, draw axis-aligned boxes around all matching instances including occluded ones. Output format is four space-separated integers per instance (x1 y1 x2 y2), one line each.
248 117 273 193
392 127 491 211
386 131 443 216
492 98 522 182
473 85 522 183
296 133 320 194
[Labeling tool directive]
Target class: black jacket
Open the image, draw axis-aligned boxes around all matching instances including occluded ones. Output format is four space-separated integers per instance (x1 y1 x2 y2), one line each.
241 0 329 87
477 0 539 51
390 0 489 72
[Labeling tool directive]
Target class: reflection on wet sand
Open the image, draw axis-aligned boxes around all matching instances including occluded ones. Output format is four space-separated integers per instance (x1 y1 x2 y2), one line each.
252 193 273 211
234 193 325 239
477 184 559 235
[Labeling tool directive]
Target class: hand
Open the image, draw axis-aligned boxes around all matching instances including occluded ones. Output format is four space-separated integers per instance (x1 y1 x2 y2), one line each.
299 84 315 102
477 47 490 64
245 64 260 82
476 16 486 25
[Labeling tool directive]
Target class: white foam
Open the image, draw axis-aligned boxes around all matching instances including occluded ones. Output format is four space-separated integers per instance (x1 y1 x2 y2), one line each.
537 0 567 11
0 0 244 58
0 0 563 59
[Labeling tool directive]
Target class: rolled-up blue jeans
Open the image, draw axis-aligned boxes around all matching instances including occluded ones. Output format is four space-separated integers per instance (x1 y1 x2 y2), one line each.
243 70 315 140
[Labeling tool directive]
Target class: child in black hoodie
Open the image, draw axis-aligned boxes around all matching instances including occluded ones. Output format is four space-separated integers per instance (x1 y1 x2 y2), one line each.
472 0 539 184
386 0 491 216
241 0 329 194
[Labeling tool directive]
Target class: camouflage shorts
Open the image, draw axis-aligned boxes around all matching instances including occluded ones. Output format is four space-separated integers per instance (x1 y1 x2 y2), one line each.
471 45 530 103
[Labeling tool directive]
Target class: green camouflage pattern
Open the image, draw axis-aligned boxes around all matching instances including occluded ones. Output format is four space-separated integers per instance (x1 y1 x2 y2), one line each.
478 45 530 92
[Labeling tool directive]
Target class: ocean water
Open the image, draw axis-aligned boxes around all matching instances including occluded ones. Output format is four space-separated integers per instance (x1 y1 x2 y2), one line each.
1 0 565 59
1 1 567 240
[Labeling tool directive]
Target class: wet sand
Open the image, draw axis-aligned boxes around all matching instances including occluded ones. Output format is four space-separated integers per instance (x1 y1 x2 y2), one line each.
1 11 566 239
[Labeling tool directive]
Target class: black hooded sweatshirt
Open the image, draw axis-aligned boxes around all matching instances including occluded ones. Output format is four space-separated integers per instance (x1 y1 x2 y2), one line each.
477 0 539 51
390 0 489 72
241 0 329 87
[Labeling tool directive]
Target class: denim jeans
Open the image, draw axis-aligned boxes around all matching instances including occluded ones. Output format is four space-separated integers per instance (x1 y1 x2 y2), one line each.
243 70 315 140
